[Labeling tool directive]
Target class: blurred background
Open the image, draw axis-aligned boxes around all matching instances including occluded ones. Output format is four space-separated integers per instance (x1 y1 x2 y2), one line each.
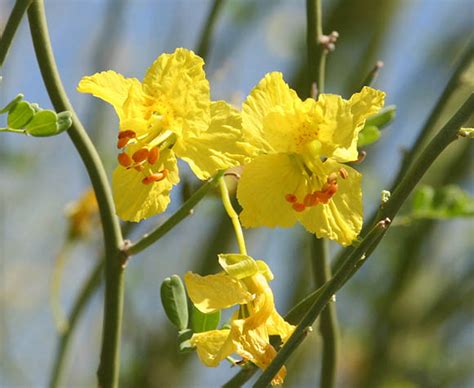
0 0 473 387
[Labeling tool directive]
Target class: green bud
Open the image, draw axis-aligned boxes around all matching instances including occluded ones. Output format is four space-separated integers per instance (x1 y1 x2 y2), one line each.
56 111 73 133
365 105 396 129
160 275 189 331
7 101 35 129
358 125 381 147
190 304 221 333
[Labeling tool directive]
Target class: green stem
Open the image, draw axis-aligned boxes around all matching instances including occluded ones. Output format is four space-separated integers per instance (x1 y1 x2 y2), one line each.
0 127 26 134
253 94 474 387
218 176 247 255
306 0 325 96
128 171 224 256
49 259 104 388
196 0 226 59
391 46 473 190
0 0 33 67
221 363 258 388
360 60 384 89
311 238 338 388
27 2 124 386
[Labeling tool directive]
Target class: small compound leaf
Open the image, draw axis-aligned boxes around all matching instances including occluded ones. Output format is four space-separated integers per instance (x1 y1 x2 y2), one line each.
191 304 221 333
0 94 24 114
25 110 58 137
411 185 474 220
365 105 396 129
7 101 35 129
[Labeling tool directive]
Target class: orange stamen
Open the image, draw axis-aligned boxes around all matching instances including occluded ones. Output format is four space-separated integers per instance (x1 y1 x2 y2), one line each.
117 152 132 168
338 167 349 179
132 148 149 163
327 173 338 184
304 193 319 207
285 194 297 203
292 203 306 212
147 147 160 165
134 165 144 172
117 137 130 149
118 130 136 139
142 171 167 185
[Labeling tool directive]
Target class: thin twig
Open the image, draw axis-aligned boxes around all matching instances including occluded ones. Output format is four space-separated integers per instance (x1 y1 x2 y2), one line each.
0 0 33 67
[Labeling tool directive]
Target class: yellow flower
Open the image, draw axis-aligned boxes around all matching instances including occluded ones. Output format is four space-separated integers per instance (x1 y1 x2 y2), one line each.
184 254 295 385
237 72 385 245
78 48 254 222
65 189 99 239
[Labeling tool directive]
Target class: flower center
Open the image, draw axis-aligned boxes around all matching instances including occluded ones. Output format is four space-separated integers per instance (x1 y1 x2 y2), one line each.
285 167 348 212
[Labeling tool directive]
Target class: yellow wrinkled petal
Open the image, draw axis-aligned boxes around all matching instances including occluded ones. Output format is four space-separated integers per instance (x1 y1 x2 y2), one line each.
266 310 295 343
143 48 210 139
184 272 253 314
190 329 233 367
316 87 385 162
299 160 362 246
243 72 299 153
237 154 308 228
112 148 179 222
230 321 287 385
174 101 256 180
77 70 141 120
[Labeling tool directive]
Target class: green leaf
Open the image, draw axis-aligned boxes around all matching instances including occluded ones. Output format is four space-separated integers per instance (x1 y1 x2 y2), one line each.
190 304 221 333
411 185 474 220
25 110 59 137
177 328 194 352
160 275 189 331
0 94 24 114
56 111 73 134
7 101 35 129
365 105 396 129
358 125 381 147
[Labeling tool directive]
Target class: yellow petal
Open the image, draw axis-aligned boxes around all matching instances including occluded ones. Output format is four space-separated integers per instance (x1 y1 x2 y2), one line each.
266 310 295 343
143 48 210 139
237 154 308 228
230 321 287 385
242 72 300 153
77 71 141 120
190 329 233 367
299 160 362 246
112 148 179 222
174 101 256 180
184 272 253 314
316 87 385 162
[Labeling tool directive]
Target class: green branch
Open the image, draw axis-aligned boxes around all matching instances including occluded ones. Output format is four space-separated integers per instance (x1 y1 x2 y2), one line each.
127 171 224 256
306 0 325 95
27 1 124 386
253 94 474 387
196 0 226 59
311 238 338 388
49 259 104 388
0 0 33 67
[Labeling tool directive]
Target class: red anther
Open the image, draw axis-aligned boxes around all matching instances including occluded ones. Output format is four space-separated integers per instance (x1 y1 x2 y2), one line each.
134 165 144 172
118 130 136 139
326 183 338 196
142 172 167 185
315 191 331 204
147 147 160 165
132 148 149 163
117 152 132 167
338 167 349 179
117 137 130 149
160 168 169 178
285 194 297 203
292 203 306 212
304 193 319 207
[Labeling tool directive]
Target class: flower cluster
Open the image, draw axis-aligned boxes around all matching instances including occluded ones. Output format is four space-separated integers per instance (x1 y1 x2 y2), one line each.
78 48 385 382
